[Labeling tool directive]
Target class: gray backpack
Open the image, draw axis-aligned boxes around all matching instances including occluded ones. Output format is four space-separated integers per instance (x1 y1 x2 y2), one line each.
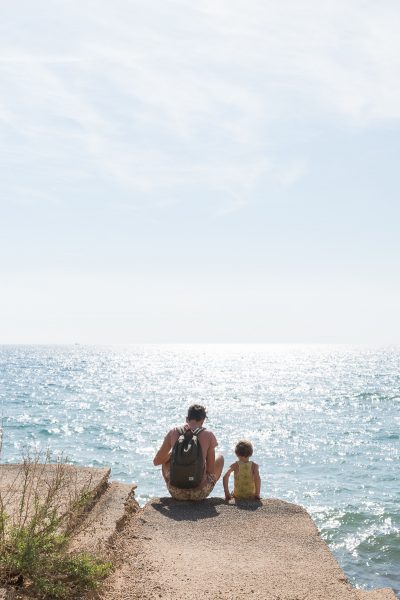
169 426 204 489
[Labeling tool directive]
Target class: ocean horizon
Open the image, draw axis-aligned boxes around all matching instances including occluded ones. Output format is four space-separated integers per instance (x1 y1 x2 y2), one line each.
0 344 399 596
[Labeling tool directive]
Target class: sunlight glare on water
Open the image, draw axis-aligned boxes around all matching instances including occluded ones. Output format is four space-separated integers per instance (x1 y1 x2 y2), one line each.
0 344 399 596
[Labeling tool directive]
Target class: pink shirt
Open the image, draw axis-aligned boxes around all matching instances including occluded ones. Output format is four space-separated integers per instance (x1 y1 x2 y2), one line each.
168 425 218 484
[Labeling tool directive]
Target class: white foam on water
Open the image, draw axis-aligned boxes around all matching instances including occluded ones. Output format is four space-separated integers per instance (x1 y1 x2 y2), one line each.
0 344 399 595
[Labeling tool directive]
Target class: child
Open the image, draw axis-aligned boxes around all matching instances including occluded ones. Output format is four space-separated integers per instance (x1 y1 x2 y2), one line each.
223 439 261 501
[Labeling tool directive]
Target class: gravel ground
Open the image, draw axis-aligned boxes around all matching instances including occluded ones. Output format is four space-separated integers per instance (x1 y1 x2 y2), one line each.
98 497 389 600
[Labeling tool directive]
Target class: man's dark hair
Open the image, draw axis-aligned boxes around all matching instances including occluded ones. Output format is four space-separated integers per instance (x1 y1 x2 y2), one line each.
187 404 207 422
235 440 253 458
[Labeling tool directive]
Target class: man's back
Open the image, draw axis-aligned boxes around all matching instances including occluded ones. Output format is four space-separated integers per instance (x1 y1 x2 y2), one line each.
153 404 224 500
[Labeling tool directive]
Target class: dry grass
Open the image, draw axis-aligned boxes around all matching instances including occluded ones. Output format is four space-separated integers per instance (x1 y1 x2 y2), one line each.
0 450 112 599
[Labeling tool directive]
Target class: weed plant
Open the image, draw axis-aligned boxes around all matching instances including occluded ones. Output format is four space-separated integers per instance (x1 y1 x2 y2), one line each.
0 450 112 598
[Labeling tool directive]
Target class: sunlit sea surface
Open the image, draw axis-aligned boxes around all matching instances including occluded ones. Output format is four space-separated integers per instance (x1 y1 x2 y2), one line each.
0 345 399 595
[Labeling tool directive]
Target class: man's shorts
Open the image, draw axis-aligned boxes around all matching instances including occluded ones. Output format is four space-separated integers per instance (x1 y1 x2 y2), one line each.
166 473 216 501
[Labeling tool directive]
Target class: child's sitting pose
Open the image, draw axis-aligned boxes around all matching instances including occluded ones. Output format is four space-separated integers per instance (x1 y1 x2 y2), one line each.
223 440 261 501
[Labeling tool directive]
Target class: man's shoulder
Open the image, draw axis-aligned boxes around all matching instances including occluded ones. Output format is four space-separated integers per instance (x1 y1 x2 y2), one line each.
201 428 218 446
168 425 216 440
168 424 188 438
201 428 215 437
169 424 185 432
166 426 179 440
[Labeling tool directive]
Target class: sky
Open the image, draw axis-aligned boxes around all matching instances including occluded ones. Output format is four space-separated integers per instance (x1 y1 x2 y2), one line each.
1 0 400 343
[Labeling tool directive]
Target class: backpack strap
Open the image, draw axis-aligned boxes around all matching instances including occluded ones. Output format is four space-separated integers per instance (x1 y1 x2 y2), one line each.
177 425 204 438
191 427 204 437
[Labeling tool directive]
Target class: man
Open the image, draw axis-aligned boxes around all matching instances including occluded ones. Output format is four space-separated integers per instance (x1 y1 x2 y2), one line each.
153 404 224 500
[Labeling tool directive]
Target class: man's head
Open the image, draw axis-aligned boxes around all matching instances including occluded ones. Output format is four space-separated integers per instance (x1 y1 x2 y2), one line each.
186 404 207 423
235 440 253 459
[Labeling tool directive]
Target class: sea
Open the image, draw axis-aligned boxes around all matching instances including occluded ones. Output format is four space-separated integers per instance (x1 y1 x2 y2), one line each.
0 344 399 596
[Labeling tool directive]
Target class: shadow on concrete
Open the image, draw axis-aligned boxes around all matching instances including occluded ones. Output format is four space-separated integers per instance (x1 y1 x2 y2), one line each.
150 497 225 521
233 498 263 511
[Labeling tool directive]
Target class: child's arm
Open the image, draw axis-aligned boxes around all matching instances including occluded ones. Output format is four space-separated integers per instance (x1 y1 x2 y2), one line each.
253 462 261 500
222 464 236 500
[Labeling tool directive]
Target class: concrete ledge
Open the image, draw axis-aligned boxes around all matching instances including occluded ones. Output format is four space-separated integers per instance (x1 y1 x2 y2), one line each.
110 497 397 600
0 467 396 600
0 463 110 521
70 481 139 554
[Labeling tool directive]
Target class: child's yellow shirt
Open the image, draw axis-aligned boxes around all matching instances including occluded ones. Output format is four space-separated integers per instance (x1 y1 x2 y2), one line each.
234 460 256 499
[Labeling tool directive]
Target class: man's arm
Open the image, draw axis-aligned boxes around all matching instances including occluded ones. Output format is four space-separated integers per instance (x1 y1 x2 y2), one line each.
153 433 172 466
205 443 216 477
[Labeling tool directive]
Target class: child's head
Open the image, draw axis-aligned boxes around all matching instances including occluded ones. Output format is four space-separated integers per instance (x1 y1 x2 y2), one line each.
235 439 253 459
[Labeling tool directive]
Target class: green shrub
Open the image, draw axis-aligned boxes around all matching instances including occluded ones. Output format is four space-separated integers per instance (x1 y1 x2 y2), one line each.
0 451 112 598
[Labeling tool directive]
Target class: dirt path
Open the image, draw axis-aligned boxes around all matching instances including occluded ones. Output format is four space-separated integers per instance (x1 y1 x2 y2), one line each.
99 497 376 600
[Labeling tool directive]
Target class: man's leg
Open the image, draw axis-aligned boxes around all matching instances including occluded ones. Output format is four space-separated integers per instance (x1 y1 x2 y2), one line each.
162 460 170 484
188 454 225 501
162 461 192 500
163 456 224 501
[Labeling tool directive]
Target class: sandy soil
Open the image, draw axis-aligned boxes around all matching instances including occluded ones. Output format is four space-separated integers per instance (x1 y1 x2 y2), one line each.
99 497 371 600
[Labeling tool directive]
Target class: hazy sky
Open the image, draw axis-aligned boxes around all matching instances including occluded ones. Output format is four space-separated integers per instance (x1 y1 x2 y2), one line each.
1 1 399 343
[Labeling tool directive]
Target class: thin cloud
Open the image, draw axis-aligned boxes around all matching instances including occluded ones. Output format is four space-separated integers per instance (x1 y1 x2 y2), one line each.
1 0 400 211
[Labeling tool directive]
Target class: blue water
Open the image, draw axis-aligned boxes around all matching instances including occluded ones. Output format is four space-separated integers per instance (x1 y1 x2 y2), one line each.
0 345 399 595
